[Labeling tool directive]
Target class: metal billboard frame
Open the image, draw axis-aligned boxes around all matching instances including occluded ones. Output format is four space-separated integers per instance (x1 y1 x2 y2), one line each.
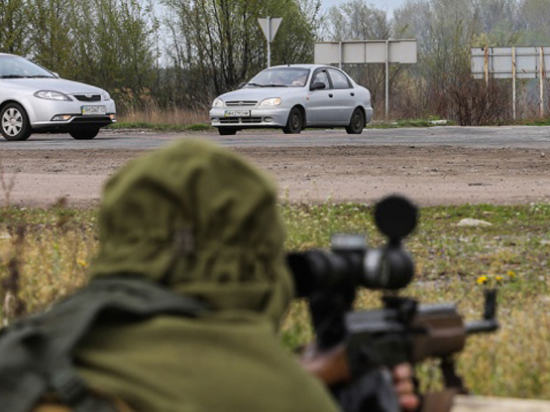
315 40 417 118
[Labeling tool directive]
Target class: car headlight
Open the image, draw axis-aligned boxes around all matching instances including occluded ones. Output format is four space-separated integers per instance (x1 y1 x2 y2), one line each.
102 91 111 101
259 97 282 107
212 98 224 108
34 90 72 101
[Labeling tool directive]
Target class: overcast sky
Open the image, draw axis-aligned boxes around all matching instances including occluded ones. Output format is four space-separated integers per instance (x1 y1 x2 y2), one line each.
321 0 406 16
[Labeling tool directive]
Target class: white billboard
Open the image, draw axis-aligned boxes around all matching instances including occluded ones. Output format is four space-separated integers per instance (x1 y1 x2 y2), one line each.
471 47 550 79
315 40 417 65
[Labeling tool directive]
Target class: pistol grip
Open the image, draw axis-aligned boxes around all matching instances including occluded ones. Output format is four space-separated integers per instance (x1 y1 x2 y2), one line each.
334 368 400 412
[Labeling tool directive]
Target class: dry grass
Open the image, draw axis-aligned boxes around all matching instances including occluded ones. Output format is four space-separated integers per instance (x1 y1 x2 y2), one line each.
0 207 97 320
114 88 210 126
118 106 209 126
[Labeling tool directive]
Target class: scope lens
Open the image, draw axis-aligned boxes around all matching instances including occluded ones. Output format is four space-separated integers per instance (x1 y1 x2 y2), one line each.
375 195 418 240
362 247 414 290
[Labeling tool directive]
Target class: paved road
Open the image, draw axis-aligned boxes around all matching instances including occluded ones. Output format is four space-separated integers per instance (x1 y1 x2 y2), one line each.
1 125 550 150
1 125 549 207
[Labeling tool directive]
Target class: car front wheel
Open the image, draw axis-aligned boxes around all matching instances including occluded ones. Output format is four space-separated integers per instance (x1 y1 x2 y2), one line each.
283 107 303 134
0 103 32 141
345 108 365 134
70 129 100 140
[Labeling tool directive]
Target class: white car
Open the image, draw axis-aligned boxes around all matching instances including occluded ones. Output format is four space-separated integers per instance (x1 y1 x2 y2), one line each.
209 64 373 135
0 53 116 141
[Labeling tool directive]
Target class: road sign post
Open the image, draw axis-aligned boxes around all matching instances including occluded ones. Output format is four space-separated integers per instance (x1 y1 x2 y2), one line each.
258 17 282 68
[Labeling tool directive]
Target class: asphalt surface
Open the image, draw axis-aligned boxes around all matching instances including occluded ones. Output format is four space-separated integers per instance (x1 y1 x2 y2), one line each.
1 125 549 207
1 125 550 150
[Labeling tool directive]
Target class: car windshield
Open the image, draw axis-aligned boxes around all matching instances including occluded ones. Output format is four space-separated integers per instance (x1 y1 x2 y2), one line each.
0 55 55 79
246 68 310 88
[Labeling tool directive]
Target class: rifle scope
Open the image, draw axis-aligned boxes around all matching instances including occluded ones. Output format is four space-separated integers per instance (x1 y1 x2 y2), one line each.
288 195 418 296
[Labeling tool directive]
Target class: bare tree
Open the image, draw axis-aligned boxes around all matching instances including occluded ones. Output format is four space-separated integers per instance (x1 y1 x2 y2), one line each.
324 0 390 41
161 0 321 104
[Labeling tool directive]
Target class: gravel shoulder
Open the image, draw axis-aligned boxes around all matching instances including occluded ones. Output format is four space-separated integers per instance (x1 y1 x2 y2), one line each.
0 144 548 207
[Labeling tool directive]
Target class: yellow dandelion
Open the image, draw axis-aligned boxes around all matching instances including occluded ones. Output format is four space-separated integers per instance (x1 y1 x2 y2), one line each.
77 259 88 268
477 275 488 285
507 270 516 278
495 276 503 282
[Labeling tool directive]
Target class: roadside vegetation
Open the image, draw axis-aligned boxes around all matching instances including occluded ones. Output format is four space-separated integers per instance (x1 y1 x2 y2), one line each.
0 202 548 399
4 0 550 126
109 114 550 132
112 107 213 132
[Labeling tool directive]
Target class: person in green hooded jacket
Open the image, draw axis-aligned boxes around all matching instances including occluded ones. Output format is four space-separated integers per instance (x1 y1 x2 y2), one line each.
33 139 418 412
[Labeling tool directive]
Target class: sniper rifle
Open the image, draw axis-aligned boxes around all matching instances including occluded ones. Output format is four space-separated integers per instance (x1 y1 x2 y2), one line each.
287 195 498 412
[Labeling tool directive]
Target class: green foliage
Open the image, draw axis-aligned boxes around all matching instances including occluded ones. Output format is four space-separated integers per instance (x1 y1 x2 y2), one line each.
0 0 31 54
68 0 156 92
26 0 75 75
2 0 157 103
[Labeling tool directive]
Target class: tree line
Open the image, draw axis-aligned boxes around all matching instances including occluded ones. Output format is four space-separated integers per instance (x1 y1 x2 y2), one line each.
2 0 550 123
327 0 550 124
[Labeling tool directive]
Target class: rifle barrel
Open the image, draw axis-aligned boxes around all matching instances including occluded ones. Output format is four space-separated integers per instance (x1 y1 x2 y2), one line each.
465 319 499 334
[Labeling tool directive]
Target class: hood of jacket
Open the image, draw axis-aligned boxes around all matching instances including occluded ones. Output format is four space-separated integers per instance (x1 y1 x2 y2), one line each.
91 139 294 328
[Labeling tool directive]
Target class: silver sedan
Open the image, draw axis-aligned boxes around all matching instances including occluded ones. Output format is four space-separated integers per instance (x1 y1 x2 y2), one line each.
209 64 373 135
0 53 116 141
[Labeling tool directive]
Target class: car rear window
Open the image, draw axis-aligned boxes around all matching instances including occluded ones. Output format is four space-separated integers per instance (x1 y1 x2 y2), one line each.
327 69 351 89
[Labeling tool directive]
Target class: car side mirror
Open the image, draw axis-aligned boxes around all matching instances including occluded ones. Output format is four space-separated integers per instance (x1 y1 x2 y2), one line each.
310 82 326 91
52 72 60 78
237 82 246 89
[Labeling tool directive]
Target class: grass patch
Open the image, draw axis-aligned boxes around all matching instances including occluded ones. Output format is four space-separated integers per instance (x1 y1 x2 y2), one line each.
514 118 550 127
108 121 213 132
282 202 550 400
110 106 213 132
0 202 549 399
111 118 452 131
111 106 550 131
368 118 457 128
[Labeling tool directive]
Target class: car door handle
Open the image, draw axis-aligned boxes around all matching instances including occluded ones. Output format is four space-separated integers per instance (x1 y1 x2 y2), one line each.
328 94 333 98
350 92 355 96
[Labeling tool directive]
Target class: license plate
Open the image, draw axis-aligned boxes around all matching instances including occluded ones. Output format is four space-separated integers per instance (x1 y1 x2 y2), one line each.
224 110 250 117
81 105 106 115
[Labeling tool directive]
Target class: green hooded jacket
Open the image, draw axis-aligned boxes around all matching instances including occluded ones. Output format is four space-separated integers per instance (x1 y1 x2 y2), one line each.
74 139 339 412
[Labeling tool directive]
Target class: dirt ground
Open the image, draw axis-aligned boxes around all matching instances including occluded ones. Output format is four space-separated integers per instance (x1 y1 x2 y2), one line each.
0 145 548 207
